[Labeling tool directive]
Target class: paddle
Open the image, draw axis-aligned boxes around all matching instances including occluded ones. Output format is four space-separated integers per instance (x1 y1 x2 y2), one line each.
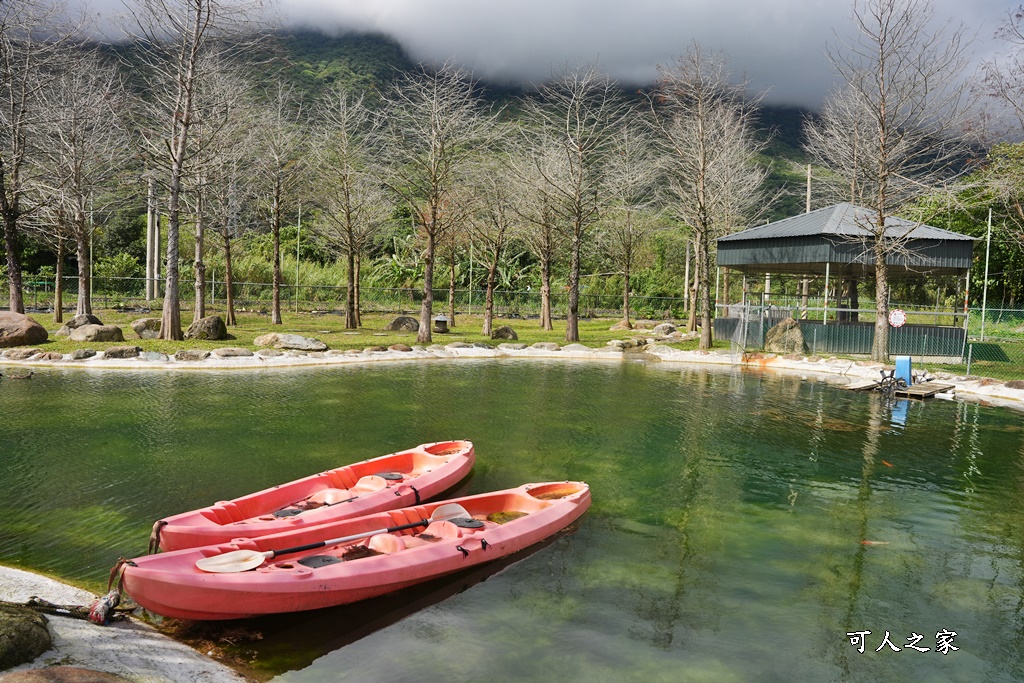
195 503 472 573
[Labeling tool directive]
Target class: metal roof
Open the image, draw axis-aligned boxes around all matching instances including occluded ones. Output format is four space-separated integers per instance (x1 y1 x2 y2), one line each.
718 203 977 243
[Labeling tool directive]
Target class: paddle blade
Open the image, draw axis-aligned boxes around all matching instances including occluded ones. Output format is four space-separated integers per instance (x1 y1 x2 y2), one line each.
431 503 471 521
195 549 269 573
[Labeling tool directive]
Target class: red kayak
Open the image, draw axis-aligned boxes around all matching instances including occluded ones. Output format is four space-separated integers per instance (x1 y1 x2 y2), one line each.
123 481 591 620
152 440 475 552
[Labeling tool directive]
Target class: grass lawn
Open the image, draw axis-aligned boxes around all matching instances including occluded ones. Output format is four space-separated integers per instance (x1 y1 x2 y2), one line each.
16 309 705 355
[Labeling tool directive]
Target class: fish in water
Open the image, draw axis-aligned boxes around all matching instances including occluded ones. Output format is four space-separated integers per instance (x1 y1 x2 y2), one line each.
881 460 894 467
861 540 890 546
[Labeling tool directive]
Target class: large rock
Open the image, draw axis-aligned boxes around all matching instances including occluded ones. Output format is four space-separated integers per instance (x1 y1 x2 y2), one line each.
184 316 227 341
0 603 51 671
0 667 132 682
384 316 419 332
491 325 518 340
253 333 327 351
652 323 677 336
175 349 210 362
54 313 102 337
765 317 805 355
212 347 253 357
102 345 141 359
69 325 124 343
129 318 162 340
0 312 48 348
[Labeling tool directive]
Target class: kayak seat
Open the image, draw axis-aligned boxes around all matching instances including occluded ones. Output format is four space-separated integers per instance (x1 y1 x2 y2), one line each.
421 520 462 541
367 534 407 554
351 475 388 495
307 488 352 506
326 468 359 489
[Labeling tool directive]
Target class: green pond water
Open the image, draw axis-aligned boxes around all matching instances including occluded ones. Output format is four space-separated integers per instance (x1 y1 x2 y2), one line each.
2 359 1024 682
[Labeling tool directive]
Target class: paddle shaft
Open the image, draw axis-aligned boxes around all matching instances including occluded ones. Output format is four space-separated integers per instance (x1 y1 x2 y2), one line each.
265 519 428 559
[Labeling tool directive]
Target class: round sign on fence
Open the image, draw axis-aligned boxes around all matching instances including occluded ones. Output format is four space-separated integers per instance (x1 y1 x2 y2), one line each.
888 308 907 328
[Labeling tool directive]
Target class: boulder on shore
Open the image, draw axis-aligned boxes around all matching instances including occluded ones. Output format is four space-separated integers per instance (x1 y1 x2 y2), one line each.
384 316 419 332
765 317 805 355
130 318 162 340
69 324 124 343
0 603 51 670
253 333 327 351
491 325 518 340
102 345 141 359
0 312 48 348
184 316 228 341
54 313 102 337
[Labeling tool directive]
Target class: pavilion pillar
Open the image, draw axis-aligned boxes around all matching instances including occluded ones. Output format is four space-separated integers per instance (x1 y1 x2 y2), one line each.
823 263 830 326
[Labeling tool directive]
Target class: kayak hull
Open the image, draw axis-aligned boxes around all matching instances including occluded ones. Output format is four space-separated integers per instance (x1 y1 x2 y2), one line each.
124 481 590 620
155 440 475 552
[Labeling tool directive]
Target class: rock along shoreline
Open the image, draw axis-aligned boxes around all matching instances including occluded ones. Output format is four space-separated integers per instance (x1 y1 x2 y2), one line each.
1 339 1023 411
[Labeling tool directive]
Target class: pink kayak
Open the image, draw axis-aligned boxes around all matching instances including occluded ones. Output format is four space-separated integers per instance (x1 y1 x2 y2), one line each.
152 440 475 552
122 481 591 620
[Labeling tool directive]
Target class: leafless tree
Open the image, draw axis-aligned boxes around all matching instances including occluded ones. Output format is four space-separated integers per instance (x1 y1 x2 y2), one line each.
522 63 624 342
380 62 501 344
508 144 565 330
34 47 128 318
979 5 1024 138
651 43 770 349
0 0 68 313
600 120 663 328
804 0 973 361
311 88 389 329
467 159 518 336
123 0 266 339
253 79 306 325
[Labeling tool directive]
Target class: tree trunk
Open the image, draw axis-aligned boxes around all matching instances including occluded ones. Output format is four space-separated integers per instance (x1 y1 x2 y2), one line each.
698 234 713 349
622 256 631 326
540 253 553 330
687 247 699 333
3 212 24 314
344 246 357 329
160 156 184 340
416 230 435 344
53 240 64 324
448 254 457 328
354 255 362 327
871 245 889 362
223 233 235 326
271 180 282 325
483 250 500 337
565 231 582 342
75 229 91 316
193 185 206 320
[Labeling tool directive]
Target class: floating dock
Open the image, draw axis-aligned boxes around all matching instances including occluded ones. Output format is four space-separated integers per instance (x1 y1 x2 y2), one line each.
894 382 955 399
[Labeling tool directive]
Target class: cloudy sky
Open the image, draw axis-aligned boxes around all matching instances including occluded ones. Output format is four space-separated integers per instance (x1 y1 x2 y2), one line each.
83 0 1012 109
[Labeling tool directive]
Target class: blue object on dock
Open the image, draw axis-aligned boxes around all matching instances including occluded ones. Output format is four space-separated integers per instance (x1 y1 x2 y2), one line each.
895 355 912 386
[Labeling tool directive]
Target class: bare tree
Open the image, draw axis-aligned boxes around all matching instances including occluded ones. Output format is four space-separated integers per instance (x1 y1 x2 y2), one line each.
508 144 564 330
805 0 973 361
600 120 662 328
380 62 500 344
312 88 389 329
979 5 1024 137
35 47 128 317
123 0 265 339
523 64 624 342
651 43 770 349
467 159 518 336
0 0 67 313
253 79 306 325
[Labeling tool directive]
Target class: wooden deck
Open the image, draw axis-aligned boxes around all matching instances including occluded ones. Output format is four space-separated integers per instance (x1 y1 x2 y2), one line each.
894 382 955 399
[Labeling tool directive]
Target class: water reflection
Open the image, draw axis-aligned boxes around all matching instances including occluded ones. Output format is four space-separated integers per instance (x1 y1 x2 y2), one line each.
2 362 1024 681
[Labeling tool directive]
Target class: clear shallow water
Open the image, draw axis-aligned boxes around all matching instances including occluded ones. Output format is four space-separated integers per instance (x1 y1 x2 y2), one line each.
2 360 1024 682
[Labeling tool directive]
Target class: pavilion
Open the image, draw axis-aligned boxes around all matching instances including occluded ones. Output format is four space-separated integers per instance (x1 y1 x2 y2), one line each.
713 202 978 357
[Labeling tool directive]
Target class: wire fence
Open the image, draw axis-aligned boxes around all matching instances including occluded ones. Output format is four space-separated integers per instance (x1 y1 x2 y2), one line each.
9 276 689 321
4 276 1023 380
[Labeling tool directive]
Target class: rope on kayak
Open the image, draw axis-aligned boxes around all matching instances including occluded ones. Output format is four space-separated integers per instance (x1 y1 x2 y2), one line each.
148 520 167 554
88 557 136 625
397 484 421 505
456 545 469 558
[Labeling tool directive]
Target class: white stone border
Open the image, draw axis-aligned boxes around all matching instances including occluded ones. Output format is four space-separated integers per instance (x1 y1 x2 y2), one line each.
2 340 1023 410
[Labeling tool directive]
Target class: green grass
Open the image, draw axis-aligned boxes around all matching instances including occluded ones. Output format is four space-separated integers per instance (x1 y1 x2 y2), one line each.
12 309 703 355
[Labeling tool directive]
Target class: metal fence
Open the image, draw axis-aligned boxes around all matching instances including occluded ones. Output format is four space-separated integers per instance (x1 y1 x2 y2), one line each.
9 276 688 321
5 275 1023 379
